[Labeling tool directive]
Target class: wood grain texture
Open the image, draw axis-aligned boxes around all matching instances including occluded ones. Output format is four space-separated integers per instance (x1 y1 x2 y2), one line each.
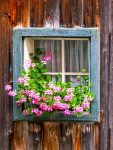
60 0 72 27
94 124 100 150
99 0 110 149
42 122 60 150
92 0 100 27
81 124 94 150
60 123 82 150
83 0 93 27
70 0 83 27
44 0 60 27
22 0 30 27
30 0 44 27
28 123 42 150
13 122 42 150
0 1 13 149
109 0 113 149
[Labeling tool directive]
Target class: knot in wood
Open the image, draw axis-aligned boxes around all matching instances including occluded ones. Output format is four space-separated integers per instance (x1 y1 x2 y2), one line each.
7 129 13 136
34 138 40 144
61 137 66 142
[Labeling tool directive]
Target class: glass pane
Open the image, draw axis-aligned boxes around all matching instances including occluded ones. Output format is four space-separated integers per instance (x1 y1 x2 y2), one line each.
34 39 62 72
65 40 89 72
65 75 89 87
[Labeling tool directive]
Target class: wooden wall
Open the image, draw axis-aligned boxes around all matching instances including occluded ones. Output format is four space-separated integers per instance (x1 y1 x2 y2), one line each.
0 0 112 149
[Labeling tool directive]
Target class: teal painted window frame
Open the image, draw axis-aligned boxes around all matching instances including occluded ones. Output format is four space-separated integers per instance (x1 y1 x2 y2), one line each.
13 27 100 122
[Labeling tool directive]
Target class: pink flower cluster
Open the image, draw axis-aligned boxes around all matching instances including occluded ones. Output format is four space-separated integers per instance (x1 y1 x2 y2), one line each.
43 55 52 61
22 90 41 105
44 90 53 95
5 84 16 97
54 96 61 101
82 100 90 109
16 97 27 106
5 84 12 91
24 60 36 69
40 103 53 112
8 90 17 97
32 108 42 117
17 76 29 86
48 82 61 93
53 102 70 110
64 95 73 101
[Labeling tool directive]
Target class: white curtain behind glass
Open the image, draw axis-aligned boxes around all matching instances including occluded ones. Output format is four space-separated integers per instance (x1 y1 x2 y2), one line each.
65 40 89 72
34 39 89 82
34 40 62 72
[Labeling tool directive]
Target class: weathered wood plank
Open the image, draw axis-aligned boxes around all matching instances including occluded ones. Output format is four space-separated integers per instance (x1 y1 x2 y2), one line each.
92 0 100 27
60 0 72 27
60 123 82 150
28 123 42 150
42 123 60 150
70 0 83 27
0 16 13 150
94 124 100 150
13 122 29 150
99 0 110 149
83 0 93 27
109 0 113 149
44 0 60 27
30 0 44 27
81 124 94 150
22 0 30 27
73 124 82 150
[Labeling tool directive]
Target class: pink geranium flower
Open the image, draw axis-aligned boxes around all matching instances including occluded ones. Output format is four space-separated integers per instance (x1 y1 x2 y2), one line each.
54 96 61 101
8 90 16 97
75 107 83 113
32 108 42 117
53 86 61 92
40 103 48 111
63 109 71 115
5 84 12 91
82 100 90 109
64 95 73 101
44 90 53 95
24 60 32 69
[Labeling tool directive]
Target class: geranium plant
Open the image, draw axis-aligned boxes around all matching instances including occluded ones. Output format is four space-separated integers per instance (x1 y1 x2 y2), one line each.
5 49 95 117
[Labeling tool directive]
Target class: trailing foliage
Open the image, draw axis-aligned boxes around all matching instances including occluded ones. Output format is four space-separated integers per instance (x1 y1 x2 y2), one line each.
5 49 95 117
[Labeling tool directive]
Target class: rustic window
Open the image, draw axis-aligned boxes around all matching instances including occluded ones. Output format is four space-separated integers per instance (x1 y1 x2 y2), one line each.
13 28 100 122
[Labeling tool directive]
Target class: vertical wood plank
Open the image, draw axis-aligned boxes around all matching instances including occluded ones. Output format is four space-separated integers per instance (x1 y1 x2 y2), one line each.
28 123 42 150
70 0 84 27
0 3 13 148
10 0 17 26
44 0 60 27
13 122 42 150
81 124 95 150
42 122 60 150
83 0 93 27
22 0 30 27
60 123 82 150
16 0 23 26
13 122 29 150
109 0 113 149
60 0 72 27
30 0 44 27
99 0 110 149
94 124 100 150
92 0 100 27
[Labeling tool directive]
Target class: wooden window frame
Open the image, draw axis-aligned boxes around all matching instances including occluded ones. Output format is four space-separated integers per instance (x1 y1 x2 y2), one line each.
13 27 100 122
